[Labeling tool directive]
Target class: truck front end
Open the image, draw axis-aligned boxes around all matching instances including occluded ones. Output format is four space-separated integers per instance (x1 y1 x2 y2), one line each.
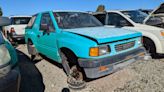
56 11 148 79
76 28 148 79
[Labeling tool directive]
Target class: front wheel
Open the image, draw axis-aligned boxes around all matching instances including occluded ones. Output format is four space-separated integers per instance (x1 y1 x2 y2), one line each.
27 41 42 61
60 52 86 89
143 38 156 58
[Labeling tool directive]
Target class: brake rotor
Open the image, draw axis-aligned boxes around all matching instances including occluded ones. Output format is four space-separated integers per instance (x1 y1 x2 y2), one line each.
67 76 86 89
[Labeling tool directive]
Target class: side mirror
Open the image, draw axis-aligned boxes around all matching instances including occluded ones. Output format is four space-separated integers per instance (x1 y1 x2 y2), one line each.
40 23 49 31
0 17 11 26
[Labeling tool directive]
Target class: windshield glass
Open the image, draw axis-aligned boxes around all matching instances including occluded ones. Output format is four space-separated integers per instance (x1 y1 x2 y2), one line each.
53 12 103 29
0 32 4 45
121 10 148 23
11 17 31 25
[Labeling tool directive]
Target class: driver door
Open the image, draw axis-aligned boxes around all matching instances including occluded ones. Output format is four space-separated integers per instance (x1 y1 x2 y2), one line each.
37 13 59 61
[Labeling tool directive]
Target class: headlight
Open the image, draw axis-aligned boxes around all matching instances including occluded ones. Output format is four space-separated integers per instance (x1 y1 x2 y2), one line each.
89 45 110 57
99 45 110 55
0 45 11 66
160 31 164 37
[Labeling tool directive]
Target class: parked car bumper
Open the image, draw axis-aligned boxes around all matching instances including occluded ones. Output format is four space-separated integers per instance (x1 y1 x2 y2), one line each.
10 34 24 41
156 39 164 54
78 47 147 78
0 65 21 92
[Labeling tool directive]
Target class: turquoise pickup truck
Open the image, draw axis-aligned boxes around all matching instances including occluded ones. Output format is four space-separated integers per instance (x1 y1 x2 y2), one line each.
25 11 146 81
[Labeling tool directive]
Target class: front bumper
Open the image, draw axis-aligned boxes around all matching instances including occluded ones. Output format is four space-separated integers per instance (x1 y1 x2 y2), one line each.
0 66 21 92
157 39 164 54
78 47 147 78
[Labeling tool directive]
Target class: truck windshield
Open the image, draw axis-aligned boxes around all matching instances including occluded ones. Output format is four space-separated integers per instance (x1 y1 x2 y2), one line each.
11 17 31 25
121 10 148 23
0 32 4 45
53 12 103 29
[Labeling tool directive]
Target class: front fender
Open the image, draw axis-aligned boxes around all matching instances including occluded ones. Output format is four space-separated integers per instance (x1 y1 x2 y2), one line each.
142 32 163 53
57 37 97 58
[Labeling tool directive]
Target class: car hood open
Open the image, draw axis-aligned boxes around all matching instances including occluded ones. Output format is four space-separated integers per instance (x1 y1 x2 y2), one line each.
63 27 141 44
152 3 164 14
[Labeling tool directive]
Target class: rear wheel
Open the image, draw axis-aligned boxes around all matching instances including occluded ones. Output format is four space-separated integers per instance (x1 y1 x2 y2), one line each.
27 40 42 61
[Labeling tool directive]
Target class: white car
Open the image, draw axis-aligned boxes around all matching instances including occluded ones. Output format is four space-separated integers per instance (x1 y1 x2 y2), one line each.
3 16 31 43
93 10 164 57
144 3 164 29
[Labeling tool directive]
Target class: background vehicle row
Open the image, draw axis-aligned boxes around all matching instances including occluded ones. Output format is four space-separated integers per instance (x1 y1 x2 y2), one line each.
3 16 31 44
93 10 164 57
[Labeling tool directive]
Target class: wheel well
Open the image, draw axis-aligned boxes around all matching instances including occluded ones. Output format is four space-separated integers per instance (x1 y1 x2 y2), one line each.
143 36 156 52
28 38 33 45
60 47 78 64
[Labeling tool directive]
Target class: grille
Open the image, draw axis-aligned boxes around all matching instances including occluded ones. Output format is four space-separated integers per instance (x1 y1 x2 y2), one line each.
115 41 135 52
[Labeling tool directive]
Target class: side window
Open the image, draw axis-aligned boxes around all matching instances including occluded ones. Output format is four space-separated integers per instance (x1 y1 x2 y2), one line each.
94 14 106 25
40 13 55 32
26 16 36 29
108 13 133 27
145 16 162 26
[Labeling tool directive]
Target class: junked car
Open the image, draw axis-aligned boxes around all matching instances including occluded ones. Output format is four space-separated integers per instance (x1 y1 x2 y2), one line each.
93 10 164 57
144 3 164 29
0 17 20 92
25 11 146 86
3 16 31 44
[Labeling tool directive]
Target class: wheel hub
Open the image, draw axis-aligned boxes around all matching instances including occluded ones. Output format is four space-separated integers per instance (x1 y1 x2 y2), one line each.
67 67 86 89
67 76 86 89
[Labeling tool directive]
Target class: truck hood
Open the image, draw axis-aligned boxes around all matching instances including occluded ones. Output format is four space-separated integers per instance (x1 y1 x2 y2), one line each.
62 27 141 44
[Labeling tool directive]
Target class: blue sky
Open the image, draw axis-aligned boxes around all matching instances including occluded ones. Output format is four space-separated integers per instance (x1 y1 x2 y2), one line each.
0 0 164 16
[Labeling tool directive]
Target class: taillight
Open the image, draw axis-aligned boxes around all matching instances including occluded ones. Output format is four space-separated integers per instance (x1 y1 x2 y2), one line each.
10 27 15 33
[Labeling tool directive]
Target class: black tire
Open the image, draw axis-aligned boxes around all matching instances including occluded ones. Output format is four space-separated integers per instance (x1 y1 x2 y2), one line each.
31 54 42 61
27 40 42 61
143 37 156 58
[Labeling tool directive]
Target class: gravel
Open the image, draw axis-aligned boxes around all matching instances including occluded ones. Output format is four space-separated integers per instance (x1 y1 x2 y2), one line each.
16 45 164 92
114 59 164 92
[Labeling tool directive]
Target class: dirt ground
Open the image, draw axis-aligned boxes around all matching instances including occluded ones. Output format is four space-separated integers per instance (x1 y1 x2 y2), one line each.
16 45 164 92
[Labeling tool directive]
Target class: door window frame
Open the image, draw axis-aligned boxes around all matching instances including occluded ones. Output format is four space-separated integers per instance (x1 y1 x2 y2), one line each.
39 13 56 32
